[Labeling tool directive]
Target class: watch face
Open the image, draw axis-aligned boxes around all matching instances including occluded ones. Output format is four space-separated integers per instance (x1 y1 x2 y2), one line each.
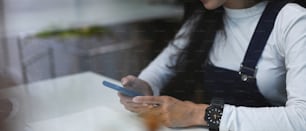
205 106 223 128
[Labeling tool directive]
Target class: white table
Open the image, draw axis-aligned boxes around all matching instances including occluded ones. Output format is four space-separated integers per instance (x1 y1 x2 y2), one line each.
0 72 208 131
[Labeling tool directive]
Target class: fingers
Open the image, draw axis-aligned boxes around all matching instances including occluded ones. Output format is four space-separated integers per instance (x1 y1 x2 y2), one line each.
118 93 133 101
133 96 165 105
118 93 150 113
120 75 154 96
118 96 148 108
124 105 144 113
121 75 136 87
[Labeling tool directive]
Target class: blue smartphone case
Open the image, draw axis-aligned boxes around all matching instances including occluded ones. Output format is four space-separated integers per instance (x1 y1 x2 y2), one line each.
102 81 144 97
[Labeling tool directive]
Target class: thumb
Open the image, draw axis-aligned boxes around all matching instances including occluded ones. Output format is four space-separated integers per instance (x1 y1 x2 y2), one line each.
121 75 136 86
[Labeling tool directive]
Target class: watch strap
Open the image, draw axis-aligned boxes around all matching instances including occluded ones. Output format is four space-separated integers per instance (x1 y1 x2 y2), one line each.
208 98 224 131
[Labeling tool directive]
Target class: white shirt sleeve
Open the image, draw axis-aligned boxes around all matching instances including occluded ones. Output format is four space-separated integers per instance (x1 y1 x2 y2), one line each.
220 4 306 131
138 18 195 96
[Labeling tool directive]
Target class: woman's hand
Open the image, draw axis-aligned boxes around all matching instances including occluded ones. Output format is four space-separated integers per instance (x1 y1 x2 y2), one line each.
133 96 208 128
118 75 153 113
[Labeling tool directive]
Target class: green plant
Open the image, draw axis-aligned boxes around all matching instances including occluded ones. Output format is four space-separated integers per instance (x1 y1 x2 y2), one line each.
35 26 111 38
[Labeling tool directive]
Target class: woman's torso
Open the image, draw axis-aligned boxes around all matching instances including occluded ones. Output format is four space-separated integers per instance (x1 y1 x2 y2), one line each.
208 1 290 106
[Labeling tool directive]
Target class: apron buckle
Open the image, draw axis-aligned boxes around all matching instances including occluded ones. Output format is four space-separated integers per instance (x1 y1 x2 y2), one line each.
239 64 257 82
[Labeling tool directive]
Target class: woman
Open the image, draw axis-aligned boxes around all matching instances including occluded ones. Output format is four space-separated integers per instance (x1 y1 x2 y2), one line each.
118 0 306 130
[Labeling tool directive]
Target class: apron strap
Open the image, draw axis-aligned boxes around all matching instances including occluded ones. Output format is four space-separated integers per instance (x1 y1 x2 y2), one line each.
239 0 290 81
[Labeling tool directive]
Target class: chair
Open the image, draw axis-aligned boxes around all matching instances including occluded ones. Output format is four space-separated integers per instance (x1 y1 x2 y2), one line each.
17 34 55 84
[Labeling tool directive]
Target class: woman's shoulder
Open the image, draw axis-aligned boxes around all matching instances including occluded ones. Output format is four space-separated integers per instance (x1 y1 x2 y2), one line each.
278 2 306 20
274 2 306 33
285 2 305 12
272 2 306 55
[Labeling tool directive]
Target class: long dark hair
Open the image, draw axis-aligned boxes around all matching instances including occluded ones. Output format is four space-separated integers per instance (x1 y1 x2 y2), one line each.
161 0 224 101
161 0 306 102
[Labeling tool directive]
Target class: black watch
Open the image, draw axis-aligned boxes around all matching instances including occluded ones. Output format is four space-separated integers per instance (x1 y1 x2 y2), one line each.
204 98 224 131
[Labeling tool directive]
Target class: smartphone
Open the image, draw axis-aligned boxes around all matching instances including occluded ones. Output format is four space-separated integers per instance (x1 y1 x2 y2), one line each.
102 80 144 97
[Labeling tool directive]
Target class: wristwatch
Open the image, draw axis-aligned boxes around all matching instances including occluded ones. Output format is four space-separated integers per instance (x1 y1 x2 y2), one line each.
204 98 224 131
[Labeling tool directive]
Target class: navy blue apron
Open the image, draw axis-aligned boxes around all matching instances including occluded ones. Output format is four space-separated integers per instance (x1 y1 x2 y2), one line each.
202 0 289 107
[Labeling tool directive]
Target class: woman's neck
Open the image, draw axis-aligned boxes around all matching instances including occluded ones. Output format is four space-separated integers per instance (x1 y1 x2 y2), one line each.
224 0 262 9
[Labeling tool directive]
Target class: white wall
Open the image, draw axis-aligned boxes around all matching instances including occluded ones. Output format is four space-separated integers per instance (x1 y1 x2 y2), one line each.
3 0 151 37
2 0 127 83
1 0 181 84
4 0 75 13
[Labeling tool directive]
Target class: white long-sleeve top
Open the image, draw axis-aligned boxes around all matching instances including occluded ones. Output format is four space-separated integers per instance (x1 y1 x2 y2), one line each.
138 1 306 131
